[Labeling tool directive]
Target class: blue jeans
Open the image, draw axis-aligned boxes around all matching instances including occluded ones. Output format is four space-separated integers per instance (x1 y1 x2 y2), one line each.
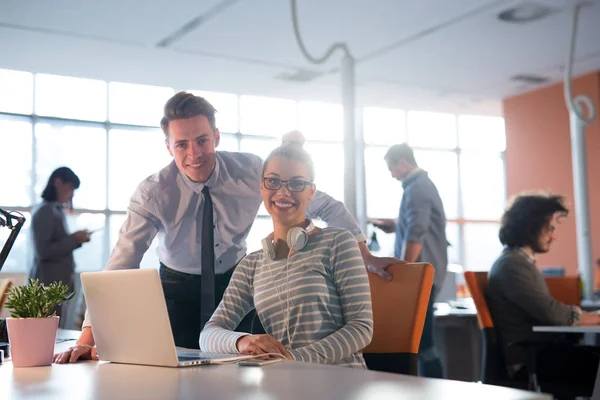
418 285 444 378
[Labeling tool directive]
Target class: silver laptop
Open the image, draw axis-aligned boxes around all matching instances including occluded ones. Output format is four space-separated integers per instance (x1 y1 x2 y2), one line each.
80 268 253 367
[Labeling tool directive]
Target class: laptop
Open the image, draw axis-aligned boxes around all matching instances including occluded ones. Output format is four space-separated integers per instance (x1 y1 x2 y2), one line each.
80 268 254 367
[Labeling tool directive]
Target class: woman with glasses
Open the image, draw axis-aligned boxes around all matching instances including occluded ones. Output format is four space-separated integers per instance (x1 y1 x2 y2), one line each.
200 141 373 367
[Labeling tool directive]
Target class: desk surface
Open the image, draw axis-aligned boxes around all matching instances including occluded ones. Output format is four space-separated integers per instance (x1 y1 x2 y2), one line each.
0 336 551 400
533 325 600 333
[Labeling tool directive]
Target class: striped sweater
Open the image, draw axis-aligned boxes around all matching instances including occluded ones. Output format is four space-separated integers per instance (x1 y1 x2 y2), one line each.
199 227 373 368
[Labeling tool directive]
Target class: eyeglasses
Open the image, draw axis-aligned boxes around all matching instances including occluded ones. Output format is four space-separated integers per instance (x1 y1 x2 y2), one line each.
262 177 312 192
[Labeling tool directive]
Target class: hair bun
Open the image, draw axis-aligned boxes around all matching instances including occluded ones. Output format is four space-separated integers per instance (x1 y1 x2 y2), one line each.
281 130 306 147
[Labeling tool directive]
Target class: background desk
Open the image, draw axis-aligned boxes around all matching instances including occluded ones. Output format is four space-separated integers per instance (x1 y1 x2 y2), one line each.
434 303 480 382
0 332 551 400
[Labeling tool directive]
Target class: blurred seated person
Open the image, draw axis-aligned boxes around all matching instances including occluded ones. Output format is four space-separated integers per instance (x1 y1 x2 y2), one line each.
200 142 373 367
487 192 600 391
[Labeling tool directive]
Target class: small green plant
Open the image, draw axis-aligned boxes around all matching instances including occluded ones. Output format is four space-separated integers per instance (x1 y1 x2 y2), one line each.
5 279 75 318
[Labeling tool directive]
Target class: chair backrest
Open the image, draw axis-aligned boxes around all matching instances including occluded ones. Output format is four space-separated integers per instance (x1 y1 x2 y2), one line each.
464 271 493 330
463 271 512 384
544 276 581 306
364 263 434 354
0 279 13 311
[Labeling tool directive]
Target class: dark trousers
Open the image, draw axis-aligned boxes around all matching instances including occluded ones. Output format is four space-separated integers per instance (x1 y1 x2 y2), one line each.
418 285 444 378
159 263 255 349
514 343 600 397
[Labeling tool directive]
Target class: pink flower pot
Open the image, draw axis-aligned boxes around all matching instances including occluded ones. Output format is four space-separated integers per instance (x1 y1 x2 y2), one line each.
6 316 59 367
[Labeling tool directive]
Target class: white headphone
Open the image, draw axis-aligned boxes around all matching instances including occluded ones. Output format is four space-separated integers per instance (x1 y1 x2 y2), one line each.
260 220 316 349
261 220 315 260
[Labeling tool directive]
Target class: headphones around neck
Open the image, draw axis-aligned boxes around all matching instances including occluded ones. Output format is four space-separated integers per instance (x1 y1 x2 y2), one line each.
261 220 315 260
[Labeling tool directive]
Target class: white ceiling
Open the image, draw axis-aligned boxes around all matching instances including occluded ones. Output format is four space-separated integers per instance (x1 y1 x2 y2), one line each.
0 0 599 116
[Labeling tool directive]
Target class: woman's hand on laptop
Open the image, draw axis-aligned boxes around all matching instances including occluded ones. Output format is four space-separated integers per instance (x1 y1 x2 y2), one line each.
53 344 99 364
236 334 292 360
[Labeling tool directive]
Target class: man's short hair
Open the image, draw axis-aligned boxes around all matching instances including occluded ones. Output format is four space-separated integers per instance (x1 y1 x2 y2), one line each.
384 143 418 166
499 192 568 248
160 92 217 137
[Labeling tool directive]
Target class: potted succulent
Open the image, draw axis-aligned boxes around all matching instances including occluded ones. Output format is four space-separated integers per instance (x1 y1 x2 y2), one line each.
4 279 74 367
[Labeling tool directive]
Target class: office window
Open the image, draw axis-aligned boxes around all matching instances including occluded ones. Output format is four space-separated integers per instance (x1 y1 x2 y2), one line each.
35 74 107 122
364 146 402 218
415 150 459 219
218 133 239 152
108 128 172 211
463 223 503 271
0 69 33 115
407 111 457 149
461 152 505 220
189 90 239 134
109 82 174 126
446 222 460 266
298 101 342 141
304 142 345 202
240 137 279 216
0 211 30 272
110 214 160 269
34 122 107 210
66 213 106 272
363 107 406 145
0 117 33 207
239 96 297 137
459 115 506 152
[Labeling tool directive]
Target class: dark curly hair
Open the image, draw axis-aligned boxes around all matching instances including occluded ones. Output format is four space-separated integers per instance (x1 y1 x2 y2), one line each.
499 192 568 248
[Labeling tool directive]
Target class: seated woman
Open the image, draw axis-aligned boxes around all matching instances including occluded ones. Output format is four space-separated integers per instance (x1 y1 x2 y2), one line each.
199 142 373 367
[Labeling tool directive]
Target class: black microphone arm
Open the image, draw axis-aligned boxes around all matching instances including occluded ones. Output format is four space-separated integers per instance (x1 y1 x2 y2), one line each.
0 207 26 272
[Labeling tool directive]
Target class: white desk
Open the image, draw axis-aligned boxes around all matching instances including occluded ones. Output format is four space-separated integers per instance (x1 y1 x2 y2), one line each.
533 326 600 334
0 336 551 400
533 325 600 400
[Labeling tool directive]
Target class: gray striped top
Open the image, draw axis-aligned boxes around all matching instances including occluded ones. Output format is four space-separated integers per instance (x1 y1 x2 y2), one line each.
199 227 373 368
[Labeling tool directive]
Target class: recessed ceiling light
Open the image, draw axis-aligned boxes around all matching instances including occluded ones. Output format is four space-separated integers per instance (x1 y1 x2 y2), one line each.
497 2 556 23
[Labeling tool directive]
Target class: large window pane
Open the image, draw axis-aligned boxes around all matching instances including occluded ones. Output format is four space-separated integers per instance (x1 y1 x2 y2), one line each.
459 115 506 152
363 107 406 145
304 142 344 202
35 74 107 122
66 213 106 272
407 111 457 149
446 222 460 266
366 224 396 258
108 128 172 211
189 91 238 134
461 152 505 220
0 117 32 207
240 137 279 161
240 96 297 137
364 146 402 218
217 133 239 152
246 217 272 253
240 137 279 216
0 69 33 114
109 82 174 126
35 123 107 210
0 211 30 272
463 222 502 271
415 150 459 219
298 101 342 141
110 214 160 269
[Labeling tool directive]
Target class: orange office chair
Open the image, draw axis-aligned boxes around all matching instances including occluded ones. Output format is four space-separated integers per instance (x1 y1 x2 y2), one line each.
544 276 581 306
363 263 434 375
463 271 516 386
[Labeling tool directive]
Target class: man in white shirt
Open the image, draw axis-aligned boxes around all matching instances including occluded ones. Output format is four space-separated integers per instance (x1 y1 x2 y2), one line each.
55 92 399 362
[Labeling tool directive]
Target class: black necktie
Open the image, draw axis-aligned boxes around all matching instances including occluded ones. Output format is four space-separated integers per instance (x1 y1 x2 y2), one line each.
200 186 215 328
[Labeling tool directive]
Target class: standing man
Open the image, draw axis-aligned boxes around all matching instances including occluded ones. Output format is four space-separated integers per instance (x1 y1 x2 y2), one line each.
55 92 399 363
372 143 447 378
